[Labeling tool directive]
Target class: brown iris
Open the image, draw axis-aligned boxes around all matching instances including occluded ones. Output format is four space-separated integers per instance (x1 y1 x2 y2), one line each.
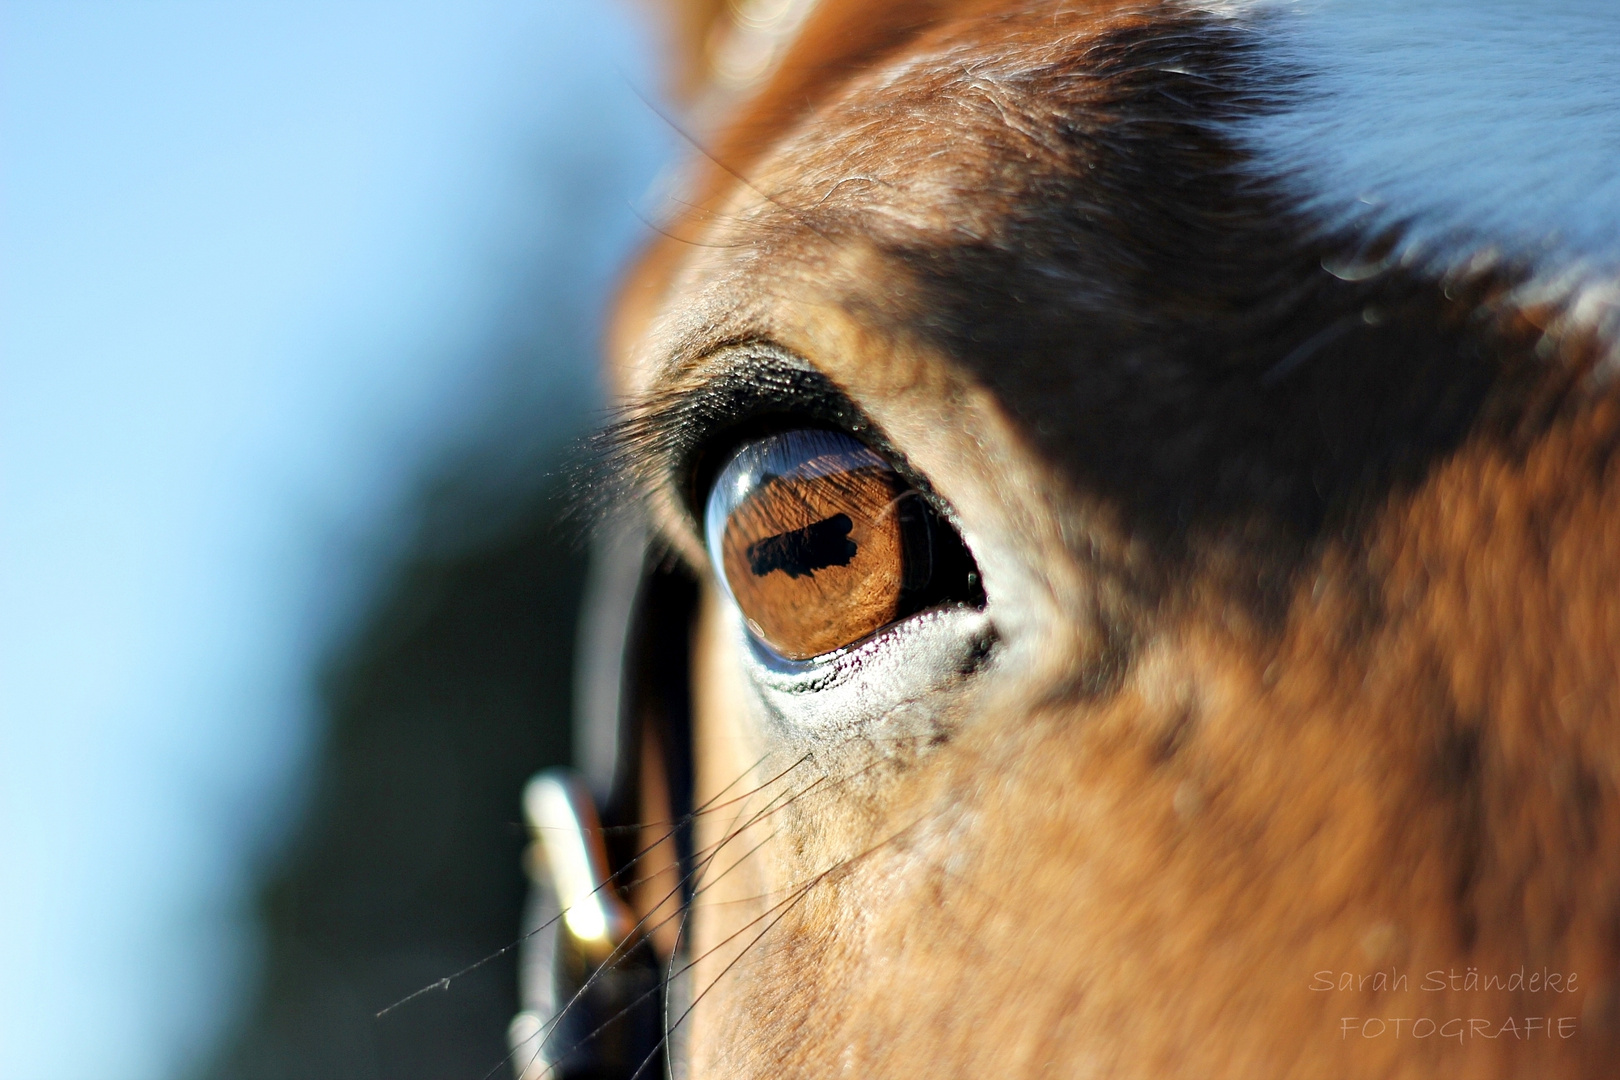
704 429 951 661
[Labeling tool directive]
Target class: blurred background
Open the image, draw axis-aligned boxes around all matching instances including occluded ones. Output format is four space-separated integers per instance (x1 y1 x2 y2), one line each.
0 2 676 1077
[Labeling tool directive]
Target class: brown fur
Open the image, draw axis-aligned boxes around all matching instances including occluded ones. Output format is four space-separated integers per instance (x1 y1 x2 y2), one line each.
611 1 1620 1075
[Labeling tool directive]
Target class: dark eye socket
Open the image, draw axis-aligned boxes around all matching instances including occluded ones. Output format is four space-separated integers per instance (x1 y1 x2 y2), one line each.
703 428 982 661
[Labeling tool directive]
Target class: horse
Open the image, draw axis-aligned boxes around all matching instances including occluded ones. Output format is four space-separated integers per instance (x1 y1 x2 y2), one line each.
511 2 1620 1076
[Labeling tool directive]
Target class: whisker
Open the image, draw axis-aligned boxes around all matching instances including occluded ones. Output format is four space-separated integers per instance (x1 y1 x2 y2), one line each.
638 802 941 1077
494 758 828 1072
498 824 790 1080
482 750 890 1077
616 74 833 243
625 197 757 251
375 752 804 1018
629 862 848 1080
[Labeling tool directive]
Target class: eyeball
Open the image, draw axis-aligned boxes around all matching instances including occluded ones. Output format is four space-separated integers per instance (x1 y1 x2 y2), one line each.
703 428 980 661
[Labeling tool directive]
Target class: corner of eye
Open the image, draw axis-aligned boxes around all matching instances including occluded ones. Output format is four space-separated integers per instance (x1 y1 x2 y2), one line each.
645 497 708 574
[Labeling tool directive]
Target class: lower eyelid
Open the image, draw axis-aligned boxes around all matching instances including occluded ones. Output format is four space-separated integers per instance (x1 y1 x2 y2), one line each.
730 602 996 737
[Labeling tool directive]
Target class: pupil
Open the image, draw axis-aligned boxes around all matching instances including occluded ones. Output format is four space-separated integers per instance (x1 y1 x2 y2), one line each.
747 512 857 580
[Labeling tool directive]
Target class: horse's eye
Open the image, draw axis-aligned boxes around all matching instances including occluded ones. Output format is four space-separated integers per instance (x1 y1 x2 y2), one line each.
703 428 980 661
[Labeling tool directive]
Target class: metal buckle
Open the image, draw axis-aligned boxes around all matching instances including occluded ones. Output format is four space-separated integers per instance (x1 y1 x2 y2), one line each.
508 522 695 1080
508 771 664 1080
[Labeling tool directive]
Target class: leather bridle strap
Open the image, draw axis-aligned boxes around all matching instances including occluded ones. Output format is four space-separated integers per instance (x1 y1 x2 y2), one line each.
508 520 697 1080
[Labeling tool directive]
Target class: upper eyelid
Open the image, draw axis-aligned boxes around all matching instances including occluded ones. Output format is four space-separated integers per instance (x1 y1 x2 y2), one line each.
601 342 963 588
610 343 884 518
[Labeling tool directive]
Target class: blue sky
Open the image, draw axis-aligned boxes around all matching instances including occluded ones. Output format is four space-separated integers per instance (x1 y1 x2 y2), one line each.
0 3 670 1076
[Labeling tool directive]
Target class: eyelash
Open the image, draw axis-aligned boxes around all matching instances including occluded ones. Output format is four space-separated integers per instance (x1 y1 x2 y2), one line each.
596 345 920 532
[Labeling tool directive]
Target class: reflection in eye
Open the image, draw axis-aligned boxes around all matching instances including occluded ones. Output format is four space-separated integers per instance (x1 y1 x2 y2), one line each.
704 429 978 660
